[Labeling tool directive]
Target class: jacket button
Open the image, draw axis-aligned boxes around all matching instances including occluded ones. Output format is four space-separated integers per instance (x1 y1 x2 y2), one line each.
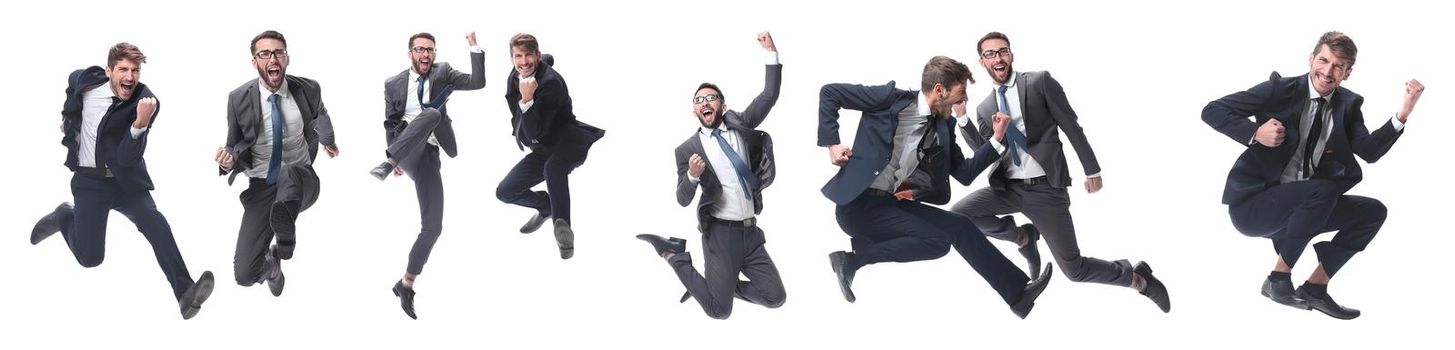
873 171 880 175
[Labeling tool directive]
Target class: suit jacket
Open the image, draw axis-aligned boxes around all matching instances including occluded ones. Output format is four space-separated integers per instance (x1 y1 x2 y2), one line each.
675 64 782 230
817 82 1001 206
60 66 159 193
964 71 1100 190
1203 72 1402 205
504 54 605 151
383 51 487 156
219 75 338 185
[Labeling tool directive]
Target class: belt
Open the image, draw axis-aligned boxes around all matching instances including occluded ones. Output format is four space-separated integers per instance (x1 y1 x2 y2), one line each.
708 216 756 228
863 188 896 198
76 167 114 178
249 177 270 185
1009 176 1049 185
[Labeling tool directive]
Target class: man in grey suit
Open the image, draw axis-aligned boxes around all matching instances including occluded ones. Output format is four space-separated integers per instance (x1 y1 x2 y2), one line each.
369 32 487 319
952 32 1169 312
214 30 339 297
636 32 786 319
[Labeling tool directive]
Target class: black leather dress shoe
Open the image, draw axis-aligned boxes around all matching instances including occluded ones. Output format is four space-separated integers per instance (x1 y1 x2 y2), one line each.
1260 277 1305 309
1133 261 1170 313
636 234 686 257
1018 224 1042 279
270 201 298 260
31 203 71 245
267 244 285 297
179 271 215 320
520 212 549 234
828 251 857 303
1011 263 1054 319
554 219 575 259
393 280 418 320
1296 285 1360 320
369 162 395 181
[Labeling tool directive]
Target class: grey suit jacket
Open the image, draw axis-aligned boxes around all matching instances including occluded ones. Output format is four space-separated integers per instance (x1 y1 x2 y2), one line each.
674 64 781 231
219 75 338 185
965 71 1100 189
383 51 487 155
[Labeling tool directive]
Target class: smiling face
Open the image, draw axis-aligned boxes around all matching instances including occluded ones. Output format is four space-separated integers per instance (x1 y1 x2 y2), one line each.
252 38 289 91
512 46 539 79
1308 44 1352 96
693 85 725 128
106 58 141 100
410 37 436 75
979 38 1014 85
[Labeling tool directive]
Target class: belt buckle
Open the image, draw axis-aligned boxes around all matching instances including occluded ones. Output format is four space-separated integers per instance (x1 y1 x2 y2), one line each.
104 168 114 178
743 218 756 227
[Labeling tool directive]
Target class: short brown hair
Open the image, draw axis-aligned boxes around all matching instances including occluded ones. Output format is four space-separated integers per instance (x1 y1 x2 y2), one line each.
250 30 287 54
509 33 539 54
107 42 146 69
696 82 723 102
1312 31 1357 66
921 56 974 92
409 32 436 48
977 31 1010 54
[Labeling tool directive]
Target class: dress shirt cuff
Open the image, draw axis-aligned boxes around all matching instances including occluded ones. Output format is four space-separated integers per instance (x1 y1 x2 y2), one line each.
1087 172 1101 178
130 126 148 139
470 46 483 53
519 100 534 113
1391 115 1405 131
766 51 779 65
990 139 1006 154
688 173 701 183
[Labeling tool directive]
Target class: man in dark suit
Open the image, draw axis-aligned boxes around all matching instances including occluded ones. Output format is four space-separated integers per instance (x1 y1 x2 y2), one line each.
952 32 1170 313
214 30 340 297
369 32 487 320
636 32 786 319
497 33 605 260
1203 31 1423 320
819 56 1053 318
30 43 215 319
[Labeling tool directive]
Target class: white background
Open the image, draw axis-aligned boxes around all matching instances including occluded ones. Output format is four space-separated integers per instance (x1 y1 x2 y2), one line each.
2 0 1449 348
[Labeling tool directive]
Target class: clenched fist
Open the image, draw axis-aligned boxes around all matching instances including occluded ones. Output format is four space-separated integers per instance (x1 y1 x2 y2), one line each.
688 153 706 178
1255 118 1285 147
134 97 157 129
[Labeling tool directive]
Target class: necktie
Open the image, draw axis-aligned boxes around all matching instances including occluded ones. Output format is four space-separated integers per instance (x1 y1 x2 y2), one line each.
416 75 427 106
711 129 760 200
1302 98 1326 178
998 85 1027 166
266 93 283 185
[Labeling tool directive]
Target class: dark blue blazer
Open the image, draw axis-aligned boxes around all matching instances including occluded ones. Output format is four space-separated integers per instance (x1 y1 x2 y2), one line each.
1203 72 1402 205
504 54 604 151
817 82 1000 206
60 66 158 193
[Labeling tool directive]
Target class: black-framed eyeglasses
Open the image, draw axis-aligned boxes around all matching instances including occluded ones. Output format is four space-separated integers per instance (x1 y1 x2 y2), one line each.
693 94 721 104
980 47 1012 59
254 49 288 60
411 46 436 54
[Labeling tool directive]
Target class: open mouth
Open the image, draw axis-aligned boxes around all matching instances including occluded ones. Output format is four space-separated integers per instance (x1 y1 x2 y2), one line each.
700 108 716 120
267 66 282 81
118 81 135 96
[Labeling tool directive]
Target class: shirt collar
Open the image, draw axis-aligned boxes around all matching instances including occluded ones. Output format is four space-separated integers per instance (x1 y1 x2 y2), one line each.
409 68 424 83
916 91 933 117
699 123 731 136
994 71 1019 90
259 78 291 98
1307 75 1332 101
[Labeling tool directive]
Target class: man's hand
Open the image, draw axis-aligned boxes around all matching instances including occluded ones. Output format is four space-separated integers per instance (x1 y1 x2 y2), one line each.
1084 176 1103 194
828 144 852 166
894 190 915 201
688 153 706 178
465 32 477 47
1255 118 1285 147
992 113 1010 142
394 166 405 177
215 147 234 170
519 77 538 103
134 97 157 129
324 145 339 158
952 101 967 118
758 31 776 52
1397 79 1425 123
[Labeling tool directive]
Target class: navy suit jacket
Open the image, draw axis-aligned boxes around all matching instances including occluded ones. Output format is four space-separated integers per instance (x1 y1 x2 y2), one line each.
504 54 604 151
60 66 158 193
817 82 1001 206
1203 72 1402 205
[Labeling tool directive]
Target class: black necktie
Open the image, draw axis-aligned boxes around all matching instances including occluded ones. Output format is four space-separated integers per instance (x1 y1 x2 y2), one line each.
1302 97 1326 177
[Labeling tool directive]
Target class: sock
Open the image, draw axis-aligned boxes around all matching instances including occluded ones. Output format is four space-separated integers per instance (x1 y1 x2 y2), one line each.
1268 271 1292 282
1131 274 1146 292
402 275 416 288
1301 281 1328 297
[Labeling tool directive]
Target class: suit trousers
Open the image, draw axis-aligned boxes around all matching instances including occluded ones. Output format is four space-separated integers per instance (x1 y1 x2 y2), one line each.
952 182 1134 287
495 140 590 223
387 108 453 169
233 164 320 285
837 192 1029 305
55 171 195 300
1228 179 1384 277
402 146 445 275
666 220 786 319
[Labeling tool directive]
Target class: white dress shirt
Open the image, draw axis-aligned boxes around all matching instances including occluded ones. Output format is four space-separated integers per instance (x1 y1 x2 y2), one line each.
247 79 309 179
76 84 147 168
869 93 934 192
1280 77 1406 183
689 125 755 221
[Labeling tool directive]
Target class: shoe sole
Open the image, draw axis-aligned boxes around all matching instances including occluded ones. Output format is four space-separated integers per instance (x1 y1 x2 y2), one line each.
555 225 574 260
181 271 215 320
270 202 297 259
828 252 856 303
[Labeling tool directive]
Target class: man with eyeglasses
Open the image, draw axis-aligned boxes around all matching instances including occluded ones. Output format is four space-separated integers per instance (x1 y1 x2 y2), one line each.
371 32 487 319
497 33 605 260
952 32 1170 314
1203 31 1424 319
215 30 339 297
820 56 1054 318
30 42 216 320
635 32 785 319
